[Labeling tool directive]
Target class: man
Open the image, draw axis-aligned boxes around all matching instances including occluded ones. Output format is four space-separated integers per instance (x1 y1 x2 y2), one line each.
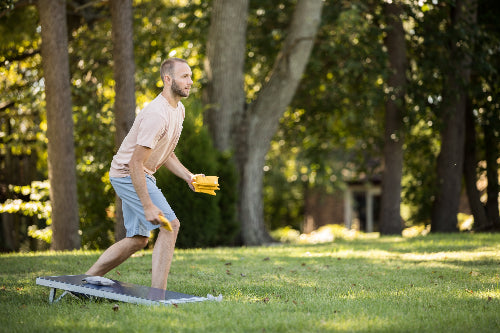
86 58 200 290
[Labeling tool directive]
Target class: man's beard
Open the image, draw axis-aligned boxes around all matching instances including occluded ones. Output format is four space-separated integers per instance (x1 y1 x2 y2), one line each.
171 79 189 97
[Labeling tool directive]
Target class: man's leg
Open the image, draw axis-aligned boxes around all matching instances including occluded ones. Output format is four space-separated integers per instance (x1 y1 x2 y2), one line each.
86 236 149 276
151 219 180 290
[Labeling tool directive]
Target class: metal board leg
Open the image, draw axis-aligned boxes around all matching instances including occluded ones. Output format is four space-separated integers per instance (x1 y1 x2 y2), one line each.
54 291 70 303
48 288 56 303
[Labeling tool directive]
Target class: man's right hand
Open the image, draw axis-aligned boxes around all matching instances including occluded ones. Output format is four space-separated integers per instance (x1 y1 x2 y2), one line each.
144 205 163 225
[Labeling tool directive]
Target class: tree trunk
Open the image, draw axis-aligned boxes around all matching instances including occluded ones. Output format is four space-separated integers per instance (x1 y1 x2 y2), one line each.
464 98 490 229
110 0 136 241
203 0 249 152
431 0 477 232
205 0 324 245
38 0 80 250
1 213 18 252
379 1 407 235
1 119 19 252
482 117 500 229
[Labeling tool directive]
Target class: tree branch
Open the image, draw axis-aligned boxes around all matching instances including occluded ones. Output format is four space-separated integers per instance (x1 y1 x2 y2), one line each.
1 49 40 67
0 0 37 19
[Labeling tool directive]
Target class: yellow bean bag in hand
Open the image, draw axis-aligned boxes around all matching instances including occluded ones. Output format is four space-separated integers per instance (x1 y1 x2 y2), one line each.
191 175 220 196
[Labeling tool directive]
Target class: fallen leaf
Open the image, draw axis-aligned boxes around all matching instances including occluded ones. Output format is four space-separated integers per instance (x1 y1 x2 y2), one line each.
172 303 178 308
116 270 121 275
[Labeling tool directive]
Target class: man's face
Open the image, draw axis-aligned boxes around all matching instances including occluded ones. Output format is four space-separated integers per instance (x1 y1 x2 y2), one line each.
169 62 193 98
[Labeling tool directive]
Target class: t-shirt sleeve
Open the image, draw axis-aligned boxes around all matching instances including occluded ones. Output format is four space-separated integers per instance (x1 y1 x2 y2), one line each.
136 112 166 149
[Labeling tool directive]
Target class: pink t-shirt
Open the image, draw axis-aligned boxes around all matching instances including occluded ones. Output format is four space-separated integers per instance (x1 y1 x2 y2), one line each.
109 94 185 178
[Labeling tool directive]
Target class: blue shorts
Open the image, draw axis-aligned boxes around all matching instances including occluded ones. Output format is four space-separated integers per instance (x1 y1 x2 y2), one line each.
110 174 177 238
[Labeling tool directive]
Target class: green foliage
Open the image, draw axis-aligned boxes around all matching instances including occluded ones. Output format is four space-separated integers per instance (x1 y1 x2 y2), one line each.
0 5 45 170
0 181 52 244
133 0 209 98
263 136 307 230
245 0 295 99
155 100 239 248
0 0 14 11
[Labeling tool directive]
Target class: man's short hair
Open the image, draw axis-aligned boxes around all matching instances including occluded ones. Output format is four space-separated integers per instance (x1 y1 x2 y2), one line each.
160 58 188 84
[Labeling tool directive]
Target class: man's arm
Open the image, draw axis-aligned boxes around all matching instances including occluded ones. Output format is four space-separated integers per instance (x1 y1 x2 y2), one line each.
129 145 162 224
163 153 199 190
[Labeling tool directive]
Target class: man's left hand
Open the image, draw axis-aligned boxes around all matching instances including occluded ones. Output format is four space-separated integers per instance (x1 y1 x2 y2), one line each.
188 174 205 191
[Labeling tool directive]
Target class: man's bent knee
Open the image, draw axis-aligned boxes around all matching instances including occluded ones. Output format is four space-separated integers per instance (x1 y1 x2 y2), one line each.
170 219 180 232
159 219 180 234
130 235 149 250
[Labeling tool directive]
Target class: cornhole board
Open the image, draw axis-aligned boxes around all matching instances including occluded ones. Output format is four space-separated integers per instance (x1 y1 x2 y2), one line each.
36 275 208 306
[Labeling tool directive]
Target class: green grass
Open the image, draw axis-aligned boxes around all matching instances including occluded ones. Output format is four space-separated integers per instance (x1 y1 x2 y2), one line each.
1 233 500 332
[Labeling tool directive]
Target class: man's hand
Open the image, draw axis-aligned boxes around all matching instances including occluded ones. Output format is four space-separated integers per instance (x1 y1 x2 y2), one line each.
188 174 205 191
144 204 163 225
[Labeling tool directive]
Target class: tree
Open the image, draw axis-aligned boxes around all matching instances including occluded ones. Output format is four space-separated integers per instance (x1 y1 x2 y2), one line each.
204 0 324 245
109 0 136 241
379 1 407 235
467 0 499 230
482 118 500 229
431 0 477 232
38 0 80 249
463 98 490 229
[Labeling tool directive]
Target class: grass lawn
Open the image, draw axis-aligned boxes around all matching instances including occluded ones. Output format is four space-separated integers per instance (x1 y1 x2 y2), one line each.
1 233 499 332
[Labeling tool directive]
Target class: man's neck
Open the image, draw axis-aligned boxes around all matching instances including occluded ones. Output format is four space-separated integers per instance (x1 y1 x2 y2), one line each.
161 90 180 108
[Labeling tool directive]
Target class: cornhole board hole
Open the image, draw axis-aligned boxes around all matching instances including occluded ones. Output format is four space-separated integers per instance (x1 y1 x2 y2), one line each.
36 275 208 306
